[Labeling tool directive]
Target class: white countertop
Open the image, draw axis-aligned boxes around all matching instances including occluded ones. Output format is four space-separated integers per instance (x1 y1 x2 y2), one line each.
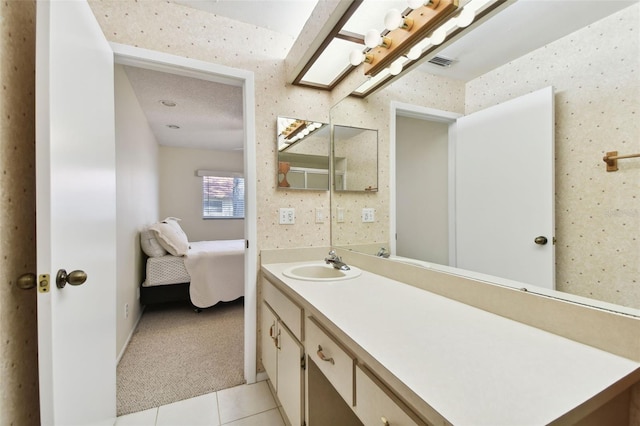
262 261 640 425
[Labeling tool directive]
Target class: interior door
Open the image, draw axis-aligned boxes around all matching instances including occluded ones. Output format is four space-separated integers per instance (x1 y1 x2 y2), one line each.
36 1 116 424
455 86 555 289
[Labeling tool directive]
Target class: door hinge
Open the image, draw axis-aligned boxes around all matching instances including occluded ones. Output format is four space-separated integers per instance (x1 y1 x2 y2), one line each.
301 354 306 370
38 274 50 293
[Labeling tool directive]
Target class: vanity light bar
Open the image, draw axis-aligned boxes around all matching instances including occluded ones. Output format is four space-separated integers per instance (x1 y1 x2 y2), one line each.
352 0 507 97
363 0 459 76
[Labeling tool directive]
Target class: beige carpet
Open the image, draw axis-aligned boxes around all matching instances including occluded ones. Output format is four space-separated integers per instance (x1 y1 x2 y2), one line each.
117 298 245 416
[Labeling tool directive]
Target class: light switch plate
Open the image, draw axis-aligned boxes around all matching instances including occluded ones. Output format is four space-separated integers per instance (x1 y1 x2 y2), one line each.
279 208 295 224
362 208 375 223
315 208 324 223
336 207 345 223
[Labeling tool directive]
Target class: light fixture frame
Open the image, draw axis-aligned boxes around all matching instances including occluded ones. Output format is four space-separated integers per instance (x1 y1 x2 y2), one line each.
363 0 459 76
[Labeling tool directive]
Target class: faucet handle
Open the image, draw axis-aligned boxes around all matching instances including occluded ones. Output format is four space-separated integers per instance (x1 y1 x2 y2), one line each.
328 249 336 257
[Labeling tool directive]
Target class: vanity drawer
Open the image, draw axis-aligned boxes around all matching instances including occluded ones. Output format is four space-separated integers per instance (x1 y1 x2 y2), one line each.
354 365 423 426
263 278 303 341
305 316 354 406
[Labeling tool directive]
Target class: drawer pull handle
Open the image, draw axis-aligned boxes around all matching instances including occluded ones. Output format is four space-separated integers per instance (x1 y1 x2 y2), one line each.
381 416 390 426
316 345 335 365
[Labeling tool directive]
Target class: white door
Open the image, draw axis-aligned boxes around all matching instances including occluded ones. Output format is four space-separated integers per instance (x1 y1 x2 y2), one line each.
36 1 116 424
455 86 555 289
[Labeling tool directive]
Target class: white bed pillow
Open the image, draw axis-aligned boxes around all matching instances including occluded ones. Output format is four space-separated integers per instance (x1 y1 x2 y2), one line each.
140 228 167 258
149 218 190 256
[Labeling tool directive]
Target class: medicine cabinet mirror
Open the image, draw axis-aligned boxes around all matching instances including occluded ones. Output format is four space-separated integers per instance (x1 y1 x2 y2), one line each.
277 116 330 190
333 125 378 192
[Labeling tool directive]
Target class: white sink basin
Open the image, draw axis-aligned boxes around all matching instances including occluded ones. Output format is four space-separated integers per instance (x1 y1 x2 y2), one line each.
282 263 362 281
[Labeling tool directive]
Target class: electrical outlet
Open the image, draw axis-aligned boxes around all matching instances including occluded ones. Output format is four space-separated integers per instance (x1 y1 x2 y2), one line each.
315 208 324 223
337 207 345 223
362 208 375 223
279 208 295 224
124 303 129 319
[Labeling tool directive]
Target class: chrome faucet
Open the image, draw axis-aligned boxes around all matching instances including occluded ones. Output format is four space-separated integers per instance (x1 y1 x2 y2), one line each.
376 247 390 258
325 250 350 271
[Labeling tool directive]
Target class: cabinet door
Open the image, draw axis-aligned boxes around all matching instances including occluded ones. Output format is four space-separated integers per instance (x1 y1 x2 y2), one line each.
278 323 305 426
260 302 278 388
354 365 422 426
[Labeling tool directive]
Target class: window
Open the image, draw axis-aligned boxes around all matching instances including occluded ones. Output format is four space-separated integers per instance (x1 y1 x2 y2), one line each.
201 173 245 219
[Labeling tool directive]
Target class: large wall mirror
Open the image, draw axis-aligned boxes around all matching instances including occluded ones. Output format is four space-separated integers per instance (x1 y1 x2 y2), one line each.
277 116 330 190
329 1 640 316
333 125 378 192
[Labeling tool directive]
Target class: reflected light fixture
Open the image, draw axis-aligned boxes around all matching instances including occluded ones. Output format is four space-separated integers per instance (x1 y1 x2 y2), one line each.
277 118 326 152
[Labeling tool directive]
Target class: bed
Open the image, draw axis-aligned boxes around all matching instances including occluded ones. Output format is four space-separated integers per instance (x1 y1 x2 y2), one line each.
140 218 245 309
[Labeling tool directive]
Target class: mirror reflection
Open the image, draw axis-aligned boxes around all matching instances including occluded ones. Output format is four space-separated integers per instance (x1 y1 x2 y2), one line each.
329 3 640 315
277 117 330 190
333 125 378 192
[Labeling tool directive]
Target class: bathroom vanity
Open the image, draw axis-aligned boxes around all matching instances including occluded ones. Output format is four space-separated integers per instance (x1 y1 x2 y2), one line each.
260 249 640 425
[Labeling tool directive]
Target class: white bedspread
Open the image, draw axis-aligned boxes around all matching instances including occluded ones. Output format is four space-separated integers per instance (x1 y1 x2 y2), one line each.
183 239 245 308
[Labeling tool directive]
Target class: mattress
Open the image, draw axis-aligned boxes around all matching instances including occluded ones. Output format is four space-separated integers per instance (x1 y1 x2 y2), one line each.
143 254 190 287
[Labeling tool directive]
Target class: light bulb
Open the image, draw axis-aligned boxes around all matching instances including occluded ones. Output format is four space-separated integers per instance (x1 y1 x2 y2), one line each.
407 45 422 60
389 61 403 76
456 8 475 27
349 49 364 66
384 9 403 30
431 27 446 45
365 29 382 48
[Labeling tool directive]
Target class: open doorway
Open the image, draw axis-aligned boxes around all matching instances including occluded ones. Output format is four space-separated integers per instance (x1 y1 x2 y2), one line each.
390 102 460 266
112 45 257 415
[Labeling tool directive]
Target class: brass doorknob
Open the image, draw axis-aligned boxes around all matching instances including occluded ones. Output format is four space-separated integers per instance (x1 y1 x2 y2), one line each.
16 273 37 290
56 269 88 289
534 236 548 245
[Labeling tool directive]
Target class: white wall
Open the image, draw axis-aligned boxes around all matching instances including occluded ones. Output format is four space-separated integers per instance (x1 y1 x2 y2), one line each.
396 116 449 264
114 64 160 356
159 146 244 241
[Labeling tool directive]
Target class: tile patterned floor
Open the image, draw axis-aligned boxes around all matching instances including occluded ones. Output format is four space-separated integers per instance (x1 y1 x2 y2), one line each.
115 380 285 426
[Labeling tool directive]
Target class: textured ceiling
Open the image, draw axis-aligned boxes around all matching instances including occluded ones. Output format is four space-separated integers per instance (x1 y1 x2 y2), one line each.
123 66 244 151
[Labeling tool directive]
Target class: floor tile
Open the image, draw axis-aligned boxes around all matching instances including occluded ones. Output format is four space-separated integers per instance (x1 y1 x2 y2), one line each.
221 408 285 426
156 392 220 426
217 381 277 424
115 408 158 426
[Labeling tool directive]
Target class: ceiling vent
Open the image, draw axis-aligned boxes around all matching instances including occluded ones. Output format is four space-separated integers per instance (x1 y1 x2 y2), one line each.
428 56 456 67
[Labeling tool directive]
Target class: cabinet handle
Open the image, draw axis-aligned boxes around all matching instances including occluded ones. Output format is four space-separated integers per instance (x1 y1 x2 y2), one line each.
381 416 390 426
316 345 335 365
269 322 275 338
275 330 281 350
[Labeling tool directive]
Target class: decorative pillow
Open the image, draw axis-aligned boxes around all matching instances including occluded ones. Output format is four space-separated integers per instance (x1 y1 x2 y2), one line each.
149 218 190 256
140 228 167 258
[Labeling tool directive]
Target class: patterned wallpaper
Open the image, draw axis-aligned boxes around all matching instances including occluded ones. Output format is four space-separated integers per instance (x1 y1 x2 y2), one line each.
88 0 333 250
0 1 40 424
466 4 640 310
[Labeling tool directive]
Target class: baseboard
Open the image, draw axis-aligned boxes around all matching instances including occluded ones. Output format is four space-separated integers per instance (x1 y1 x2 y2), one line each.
117 304 145 365
256 371 268 382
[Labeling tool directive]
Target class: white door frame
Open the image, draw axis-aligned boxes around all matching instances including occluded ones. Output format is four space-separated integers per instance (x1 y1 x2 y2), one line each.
389 101 462 266
111 43 258 384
